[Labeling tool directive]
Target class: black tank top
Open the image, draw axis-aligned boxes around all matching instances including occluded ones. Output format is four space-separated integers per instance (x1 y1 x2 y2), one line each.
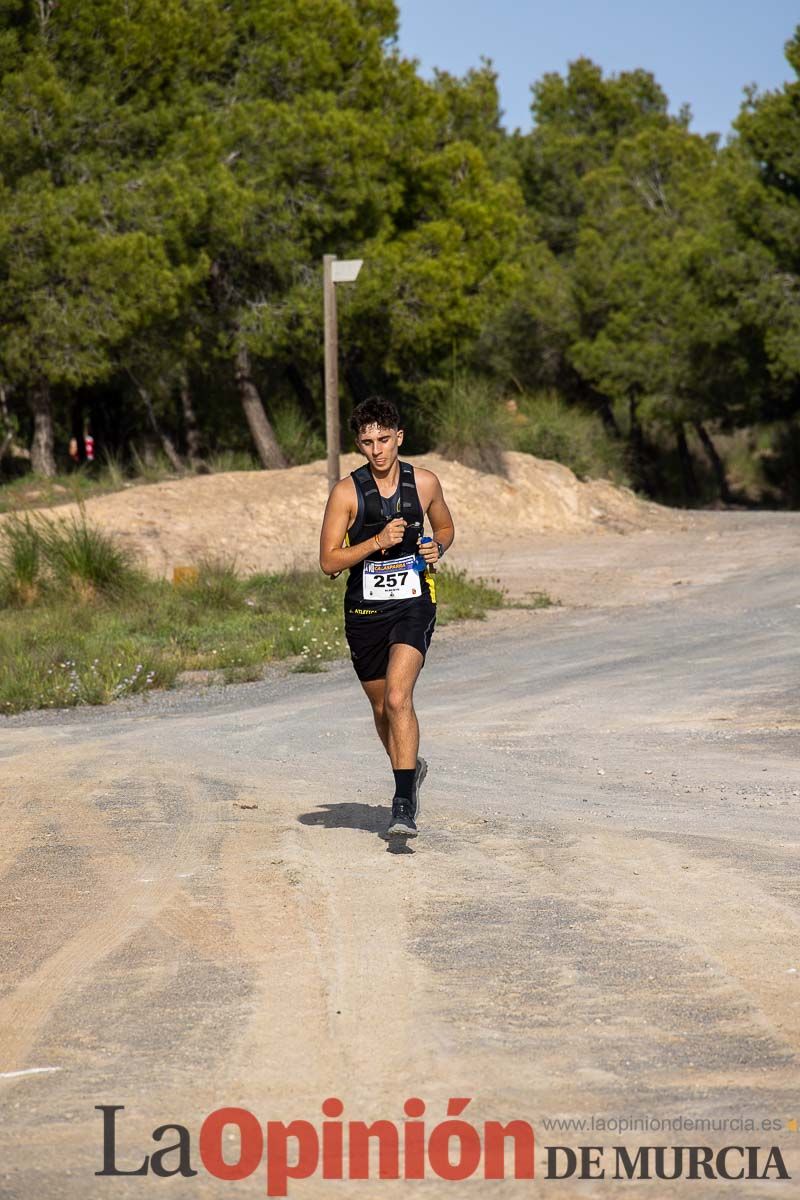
379 483 401 520
345 461 434 612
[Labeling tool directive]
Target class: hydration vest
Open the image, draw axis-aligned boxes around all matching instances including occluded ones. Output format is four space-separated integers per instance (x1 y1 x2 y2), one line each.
344 461 433 608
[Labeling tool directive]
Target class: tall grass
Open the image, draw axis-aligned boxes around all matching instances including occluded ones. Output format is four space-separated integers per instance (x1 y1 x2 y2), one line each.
0 511 143 606
722 419 800 507
0 446 268 517
272 400 325 466
0 456 154 514
99 448 128 489
40 513 142 601
423 376 516 474
205 449 262 473
512 390 631 484
0 515 42 605
420 372 633 484
129 446 178 483
434 566 506 621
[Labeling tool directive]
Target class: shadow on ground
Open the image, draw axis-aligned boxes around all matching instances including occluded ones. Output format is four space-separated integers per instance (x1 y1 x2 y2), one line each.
298 801 417 854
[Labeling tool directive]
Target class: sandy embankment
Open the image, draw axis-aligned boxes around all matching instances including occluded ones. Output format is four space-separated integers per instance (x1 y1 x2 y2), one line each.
1 452 698 606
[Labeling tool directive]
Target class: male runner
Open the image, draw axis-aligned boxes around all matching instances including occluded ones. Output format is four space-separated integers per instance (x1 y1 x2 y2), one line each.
319 397 455 837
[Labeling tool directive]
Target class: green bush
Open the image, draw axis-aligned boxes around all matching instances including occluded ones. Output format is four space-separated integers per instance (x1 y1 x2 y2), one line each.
272 400 325 466
434 565 505 621
0 451 170 515
206 449 262 473
0 514 43 604
726 419 800 507
0 511 142 606
40 512 143 601
422 375 516 474
182 558 244 612
512 390 631 484
99 448 128 490
129 446 179 483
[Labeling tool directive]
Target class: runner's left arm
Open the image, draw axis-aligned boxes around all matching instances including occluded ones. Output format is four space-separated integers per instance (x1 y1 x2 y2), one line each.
418 475 454 565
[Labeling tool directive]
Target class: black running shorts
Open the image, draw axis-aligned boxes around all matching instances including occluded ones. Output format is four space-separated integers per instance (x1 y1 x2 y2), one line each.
344 598 436 682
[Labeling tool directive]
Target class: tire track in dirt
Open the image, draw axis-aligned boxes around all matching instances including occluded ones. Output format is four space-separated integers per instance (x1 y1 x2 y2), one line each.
392 811 800 1118
0 757 215 1078
218 815 341 1102
0 745 93 881
285 821 444 1104
217 784 448 1112
209 788 570 1200
403 812 615 1117
568 831 800 1062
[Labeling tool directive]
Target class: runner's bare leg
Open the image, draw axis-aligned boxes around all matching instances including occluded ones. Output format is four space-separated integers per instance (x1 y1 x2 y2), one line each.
360 678 390 754
383 643 423 769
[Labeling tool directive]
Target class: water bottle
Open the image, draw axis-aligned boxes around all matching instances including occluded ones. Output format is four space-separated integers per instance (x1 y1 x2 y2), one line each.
414 535 433 573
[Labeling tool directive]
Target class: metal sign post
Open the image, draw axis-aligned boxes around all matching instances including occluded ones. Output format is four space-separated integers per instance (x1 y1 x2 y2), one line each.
323 254 363 493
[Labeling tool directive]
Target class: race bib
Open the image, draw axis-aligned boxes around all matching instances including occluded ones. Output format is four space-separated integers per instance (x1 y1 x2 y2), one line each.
363 554 422 601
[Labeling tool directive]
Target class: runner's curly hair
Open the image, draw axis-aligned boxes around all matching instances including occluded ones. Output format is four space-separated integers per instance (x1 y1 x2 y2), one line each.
349 396 401 437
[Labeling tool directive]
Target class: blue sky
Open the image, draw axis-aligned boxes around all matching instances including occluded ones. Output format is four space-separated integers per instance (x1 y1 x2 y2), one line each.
395 0 797 138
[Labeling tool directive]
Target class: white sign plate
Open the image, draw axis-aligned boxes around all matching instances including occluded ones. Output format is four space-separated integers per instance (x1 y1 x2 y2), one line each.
331 259 363 283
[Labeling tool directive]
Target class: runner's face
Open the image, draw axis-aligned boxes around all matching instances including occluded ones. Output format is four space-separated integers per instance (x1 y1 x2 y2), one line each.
356 424 403 470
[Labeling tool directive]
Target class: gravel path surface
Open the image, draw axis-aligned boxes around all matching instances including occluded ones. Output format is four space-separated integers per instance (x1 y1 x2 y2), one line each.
1 509 799 1197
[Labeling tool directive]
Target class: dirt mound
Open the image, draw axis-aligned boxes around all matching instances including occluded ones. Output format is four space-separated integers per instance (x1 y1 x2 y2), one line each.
0 452 683 579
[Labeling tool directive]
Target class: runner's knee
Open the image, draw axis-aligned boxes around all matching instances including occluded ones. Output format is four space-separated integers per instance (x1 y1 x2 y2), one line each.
385 685 411 716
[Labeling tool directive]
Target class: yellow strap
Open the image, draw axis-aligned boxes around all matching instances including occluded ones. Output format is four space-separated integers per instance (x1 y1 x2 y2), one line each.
425 568 436 604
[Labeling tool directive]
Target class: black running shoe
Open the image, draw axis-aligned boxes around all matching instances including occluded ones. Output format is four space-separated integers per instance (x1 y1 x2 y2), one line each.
412 757 428 819
387 796 418 837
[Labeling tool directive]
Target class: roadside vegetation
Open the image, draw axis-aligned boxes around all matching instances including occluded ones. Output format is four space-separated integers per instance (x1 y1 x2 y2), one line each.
425 376 632 484
0 449 265 515
0 516 522 716
1 6 799 512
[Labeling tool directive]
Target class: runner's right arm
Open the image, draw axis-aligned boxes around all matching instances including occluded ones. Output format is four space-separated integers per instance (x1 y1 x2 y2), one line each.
319 479 405 576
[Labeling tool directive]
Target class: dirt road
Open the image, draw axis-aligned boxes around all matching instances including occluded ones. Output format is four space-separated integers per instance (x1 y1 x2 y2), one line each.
1 510 799 1197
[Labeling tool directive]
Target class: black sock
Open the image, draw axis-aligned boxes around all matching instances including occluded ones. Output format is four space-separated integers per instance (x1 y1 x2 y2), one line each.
393 768 415 802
